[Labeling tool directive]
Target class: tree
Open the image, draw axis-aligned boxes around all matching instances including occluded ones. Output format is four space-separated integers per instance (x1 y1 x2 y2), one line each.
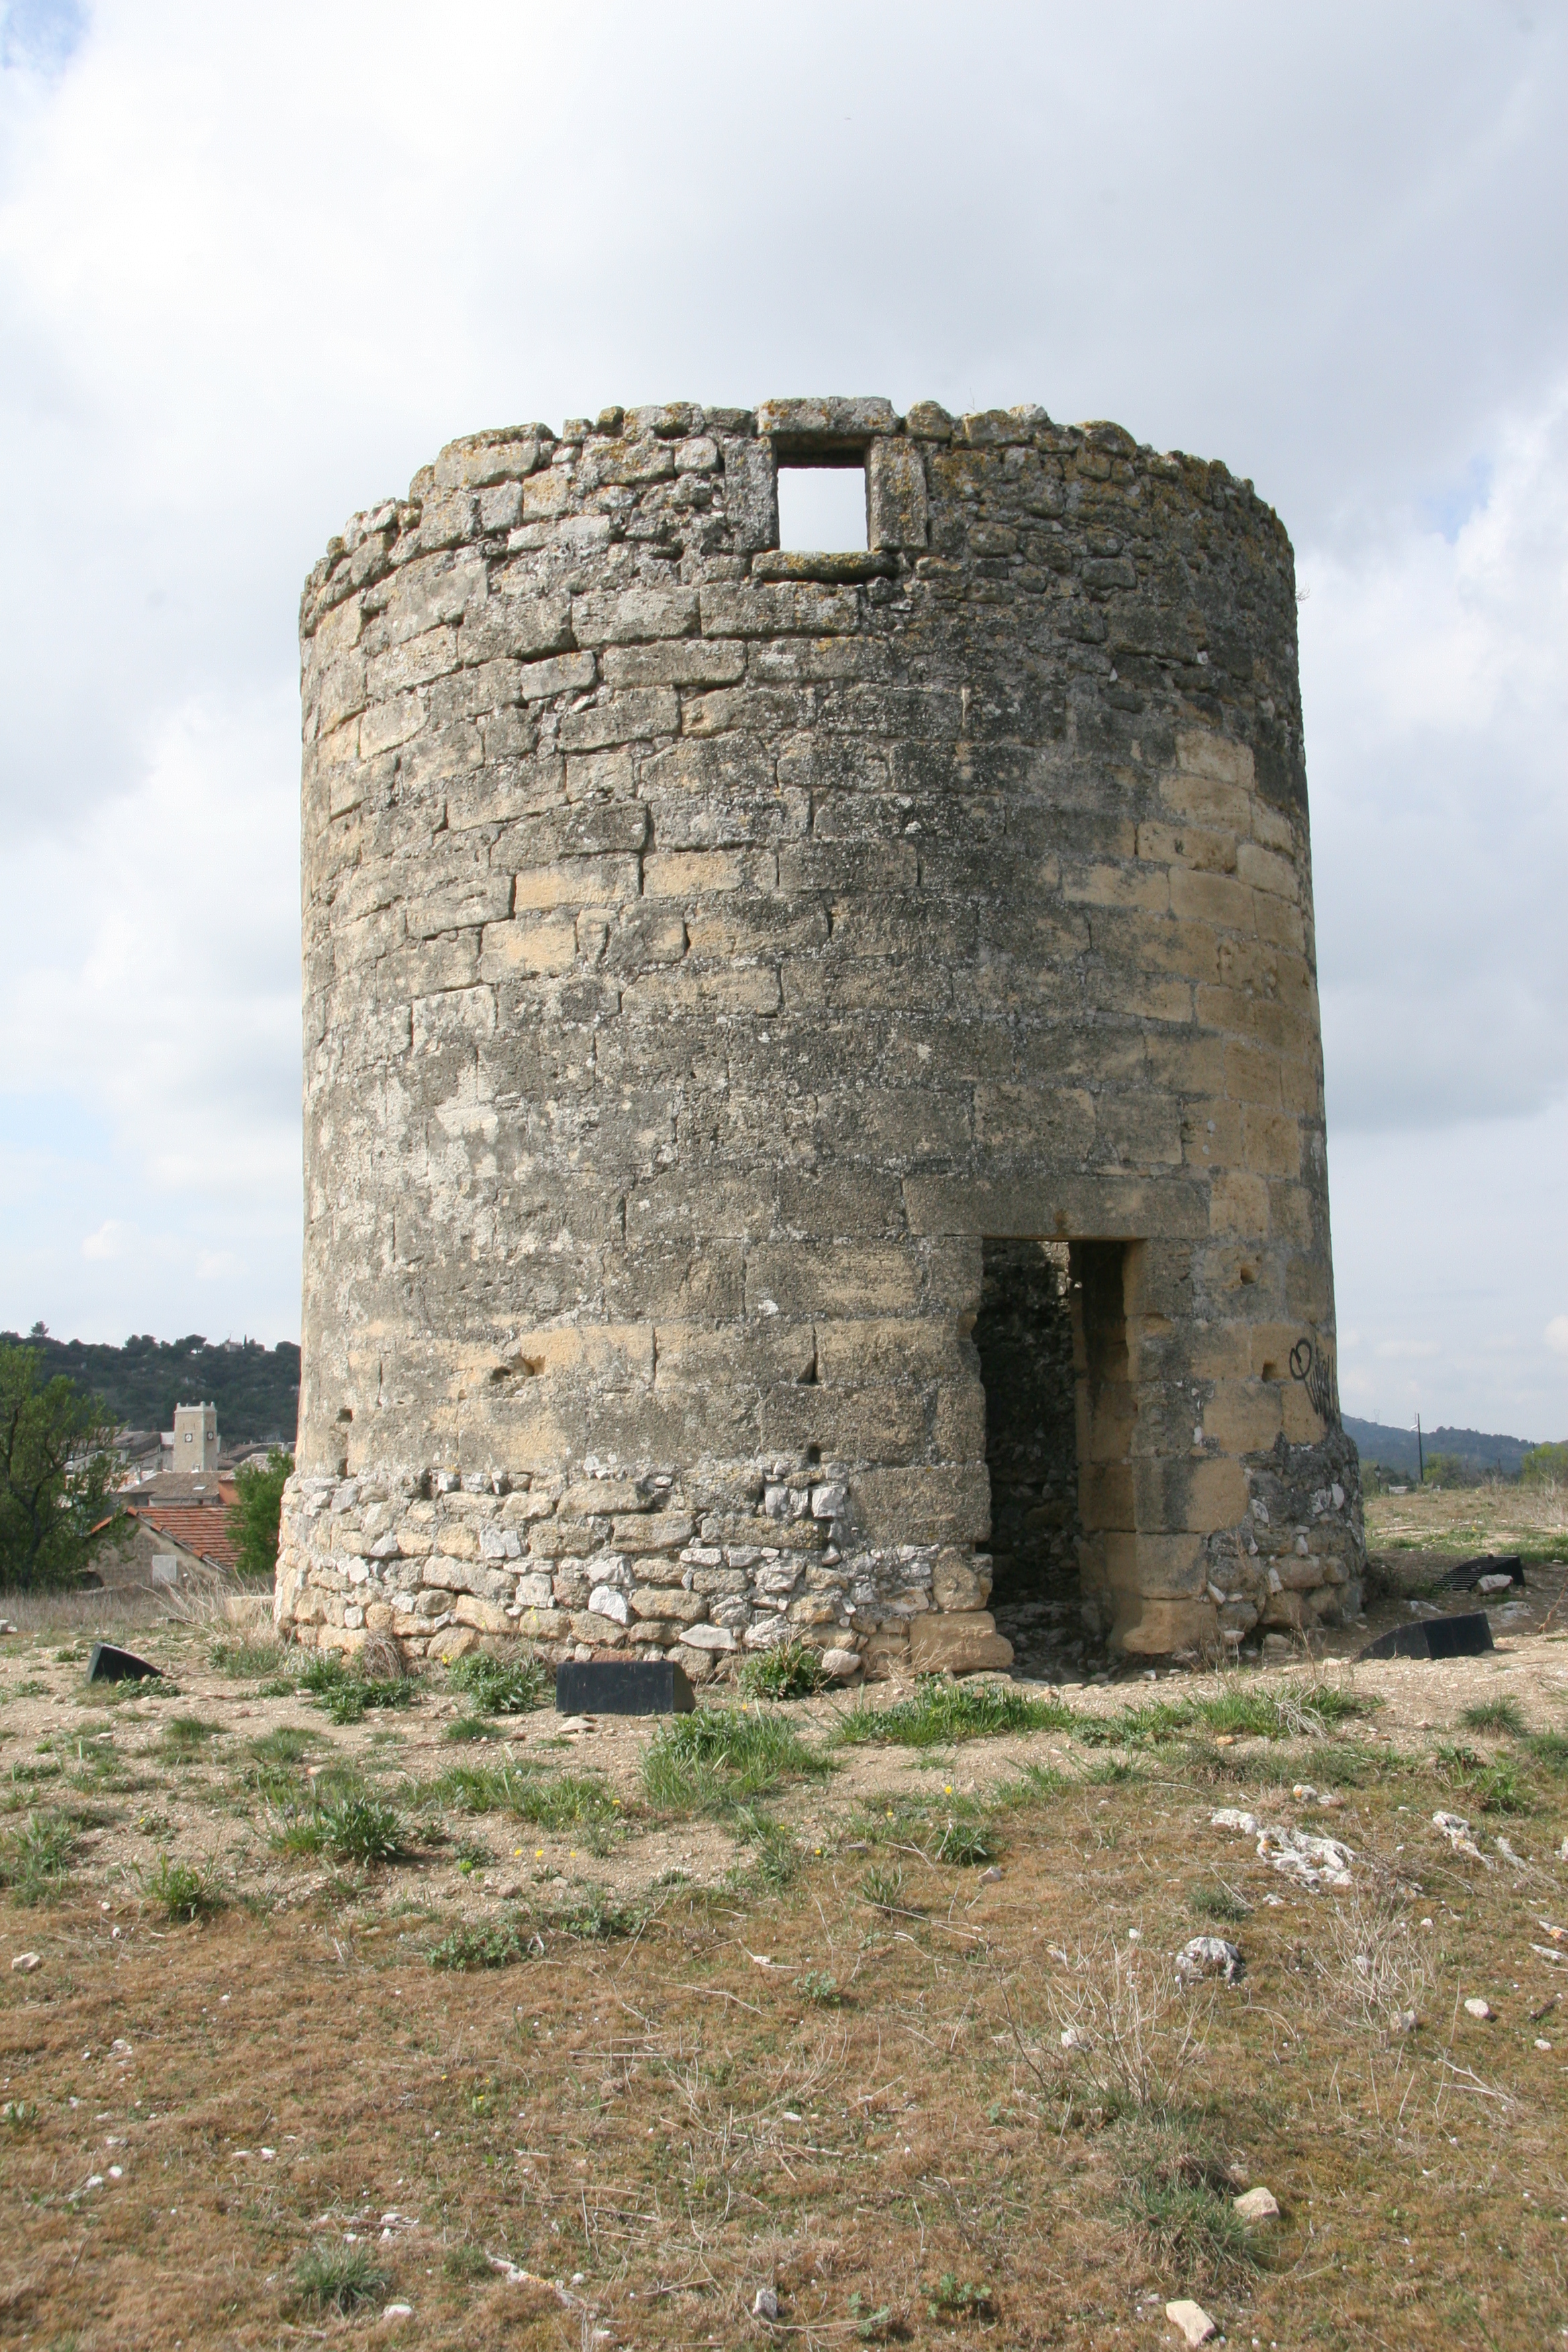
1422 1452 1467 1488
1521 1441 1568 1486
228 1447 294 1581
0 1342 126 1592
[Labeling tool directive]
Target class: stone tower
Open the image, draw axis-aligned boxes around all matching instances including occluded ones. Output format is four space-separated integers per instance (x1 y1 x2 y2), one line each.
172 1402 219 1473
275 397 1363 1677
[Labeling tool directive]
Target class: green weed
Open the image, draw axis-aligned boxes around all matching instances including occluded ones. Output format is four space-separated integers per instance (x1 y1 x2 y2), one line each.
836 1677 1072 1750
926 2273 996 2322
289 2242 391 2316
209 1636 290 1679
159 1716 225 1761
1116 2140 1260 2286
798 1969 841 2006
429 1916 540 1971
861 1863 908 1912
1434 1741 1536 1814
442 2242 495 2280
1192 1883 1251 1924
301 1653 414 1725
643 1704 830 1815
556 1883 645 1939
280 1791 405 1864
249 1726 315 1764
737 1639 828 1701
0 1811 74 1903
1460 1697 1528 1736
1526 1731 1568 1777
428 1762 617 1837
446 1649 548 1716
140 1852 224 1922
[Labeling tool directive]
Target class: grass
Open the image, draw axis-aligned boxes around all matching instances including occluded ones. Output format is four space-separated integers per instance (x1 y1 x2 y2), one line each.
1526 1730 1568 1776
1191 1883 1251 1924
0 1810 75 1902
836 1676 1073 1749
299 1656 415 1726
1459 1696 1528 1736
429 1914 540 1971
158 1715 225 1761
289 2243 391 2316
140 1852 225 1922
1077 1683 1376 1749
1432 1741 1537 1814
6 1709 1568 2350
1116 2135 1261 2286
278 1790 405 1864
445 1649 548 1715
209 1636 291 1679
737 1638 828 1700
427 1762 618 1838
642 1704 831 1814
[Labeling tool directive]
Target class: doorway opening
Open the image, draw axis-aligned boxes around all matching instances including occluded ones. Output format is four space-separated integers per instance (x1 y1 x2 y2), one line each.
973 1238 1086 1675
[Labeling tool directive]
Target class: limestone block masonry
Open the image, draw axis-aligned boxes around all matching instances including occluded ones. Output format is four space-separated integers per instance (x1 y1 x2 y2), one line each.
277 396 1364 1679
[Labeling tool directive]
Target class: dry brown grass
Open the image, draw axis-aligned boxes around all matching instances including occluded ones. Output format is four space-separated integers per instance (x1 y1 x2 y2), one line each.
4 1747 1567 2348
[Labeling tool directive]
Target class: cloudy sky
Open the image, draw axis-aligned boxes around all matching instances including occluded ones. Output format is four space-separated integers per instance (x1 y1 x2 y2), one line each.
0 0 1563 1440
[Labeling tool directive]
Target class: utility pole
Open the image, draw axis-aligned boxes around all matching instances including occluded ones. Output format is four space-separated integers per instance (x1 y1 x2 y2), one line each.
1416 1412 1424 1485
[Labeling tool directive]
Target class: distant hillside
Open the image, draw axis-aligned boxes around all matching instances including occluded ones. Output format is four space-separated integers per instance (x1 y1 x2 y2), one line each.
1343 1414 1541 1479
3 1329 299 1445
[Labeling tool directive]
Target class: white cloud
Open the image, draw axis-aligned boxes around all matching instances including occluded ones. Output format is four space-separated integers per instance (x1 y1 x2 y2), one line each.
1547 1317 1568 1358
1305 391 1568 1138
0 0 1564 1436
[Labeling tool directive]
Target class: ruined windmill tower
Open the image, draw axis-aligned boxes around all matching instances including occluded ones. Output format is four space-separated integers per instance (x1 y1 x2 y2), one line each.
275 396 1364 1677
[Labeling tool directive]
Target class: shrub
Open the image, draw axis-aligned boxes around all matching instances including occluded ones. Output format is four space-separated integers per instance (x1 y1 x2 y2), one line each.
837 1677 1072 1750
446 1650 547 1716
738 1640 828 1701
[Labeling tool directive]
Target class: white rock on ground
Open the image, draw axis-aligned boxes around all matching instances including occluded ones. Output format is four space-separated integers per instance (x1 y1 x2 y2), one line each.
1463 1997 1493 2020
1233 2185 1280 2222
752 2286 780 2320
1175 1937 1244 1986
10 1953 40 1972
1165 2300 1217 2346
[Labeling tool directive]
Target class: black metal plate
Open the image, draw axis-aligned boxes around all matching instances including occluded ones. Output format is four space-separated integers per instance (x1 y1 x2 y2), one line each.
87 1641 162 1683
1358 1611 1495 1663
554 1659 696 1716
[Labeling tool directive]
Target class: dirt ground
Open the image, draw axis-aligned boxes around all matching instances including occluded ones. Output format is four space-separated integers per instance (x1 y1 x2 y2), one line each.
3 1483 1567 2347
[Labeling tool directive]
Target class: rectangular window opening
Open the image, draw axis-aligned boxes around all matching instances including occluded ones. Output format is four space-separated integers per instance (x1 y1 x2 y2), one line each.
777 462 867 553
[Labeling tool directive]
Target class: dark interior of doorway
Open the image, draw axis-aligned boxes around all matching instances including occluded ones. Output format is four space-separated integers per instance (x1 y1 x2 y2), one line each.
973 1238 1089 1677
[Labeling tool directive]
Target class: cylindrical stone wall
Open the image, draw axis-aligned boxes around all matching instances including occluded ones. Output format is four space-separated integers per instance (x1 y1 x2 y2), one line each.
277 395 1364 1675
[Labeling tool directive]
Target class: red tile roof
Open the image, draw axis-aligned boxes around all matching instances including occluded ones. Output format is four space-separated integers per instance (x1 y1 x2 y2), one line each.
124 1500 239 1571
